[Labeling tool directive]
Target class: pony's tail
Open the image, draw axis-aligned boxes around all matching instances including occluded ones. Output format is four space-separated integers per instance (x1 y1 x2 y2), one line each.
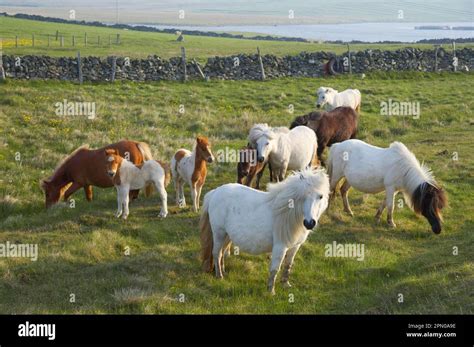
137 142 154 161
157 161 171 187
200 191 215 273
137 142 154 197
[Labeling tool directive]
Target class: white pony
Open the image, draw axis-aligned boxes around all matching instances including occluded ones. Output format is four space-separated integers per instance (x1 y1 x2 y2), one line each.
248 124 318 182
327 139 447 234
105 149 170 220
316 87 361 112
200 169 330 294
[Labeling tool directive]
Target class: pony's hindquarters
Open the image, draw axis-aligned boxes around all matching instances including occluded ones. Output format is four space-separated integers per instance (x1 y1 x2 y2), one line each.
327 143 345 192
137 142 154 197
200 190 215 272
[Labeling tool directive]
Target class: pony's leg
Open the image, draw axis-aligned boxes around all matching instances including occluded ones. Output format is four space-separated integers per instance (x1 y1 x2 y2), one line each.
191 184 198 212
155 180 168 218
178 179 186 208
84 185 93 201
268 245 288 295
340 180 354 216
385 187 397 228
375 199 386 223
63 182 82 201
121 187 130 220
212 231 226 279
196 183 203 210
221 236 232 274
115 187 123 218
281 244 301 288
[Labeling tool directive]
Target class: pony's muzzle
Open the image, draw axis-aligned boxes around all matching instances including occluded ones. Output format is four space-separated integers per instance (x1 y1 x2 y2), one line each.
207 156 214 163
304 218 316 230
257 156 265 163
316 104 321 108
107 170 115 177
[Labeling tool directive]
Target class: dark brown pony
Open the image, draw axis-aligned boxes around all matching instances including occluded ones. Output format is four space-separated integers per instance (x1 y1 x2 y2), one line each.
290 106 358 164
41 140 153 208
236 145 272 189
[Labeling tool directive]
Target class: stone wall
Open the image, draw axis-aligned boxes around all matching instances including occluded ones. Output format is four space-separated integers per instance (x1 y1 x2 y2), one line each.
3 48 473 82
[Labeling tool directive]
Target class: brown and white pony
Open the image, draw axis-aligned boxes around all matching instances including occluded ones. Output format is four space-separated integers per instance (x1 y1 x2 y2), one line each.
171 136 215 212
41 140 153 208
290 106 358 165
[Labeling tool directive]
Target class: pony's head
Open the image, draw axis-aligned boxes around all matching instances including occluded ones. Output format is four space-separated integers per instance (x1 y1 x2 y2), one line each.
413 182 447 234
41 178 62 208
104 148 123 178
268 169 330 246
237 147 256 183
290 114 309 129
196 136 215 163
316 87 337 108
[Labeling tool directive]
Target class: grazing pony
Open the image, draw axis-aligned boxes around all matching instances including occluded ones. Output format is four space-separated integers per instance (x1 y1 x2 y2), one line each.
327 139 447 233
316 87 361 112
171 136 215 212
105 149 170 219
200 169 330 294
248 124 318 182
290 106 359 164
236 145 272 189
41 140 153 208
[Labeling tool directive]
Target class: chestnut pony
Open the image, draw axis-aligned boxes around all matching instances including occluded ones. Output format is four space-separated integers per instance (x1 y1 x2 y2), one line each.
290 106 358 165
41 140 153 208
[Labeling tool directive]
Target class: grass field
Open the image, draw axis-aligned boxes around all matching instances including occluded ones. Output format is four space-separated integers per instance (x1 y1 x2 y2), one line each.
2 16 474 61
0 70 473 314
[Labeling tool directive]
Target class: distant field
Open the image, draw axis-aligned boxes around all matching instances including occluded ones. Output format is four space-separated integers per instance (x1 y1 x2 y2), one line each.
2 17 474 60
0 72 473 313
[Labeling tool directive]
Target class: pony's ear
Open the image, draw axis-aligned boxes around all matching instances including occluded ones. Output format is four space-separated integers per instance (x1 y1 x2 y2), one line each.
299 173 304 180
105 149 116 156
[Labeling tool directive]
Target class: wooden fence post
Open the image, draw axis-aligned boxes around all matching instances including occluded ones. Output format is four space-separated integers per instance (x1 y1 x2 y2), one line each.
55 30 59 41
452 41 457 72
347 43 352 74
47 34 50 47
15 36 18 48
192 59 206 80
257 47 265 80
111 56 117 82
84 33 87 46
0 39 5 81
77 51 83 84
72 35 75 47
116 34 120 44
434 44 439 72
181 47 187 82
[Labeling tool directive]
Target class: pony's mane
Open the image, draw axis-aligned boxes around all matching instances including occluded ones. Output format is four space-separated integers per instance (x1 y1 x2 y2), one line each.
248 124 289 143
265 168 329 247
46 144 90 181
389 142 438 208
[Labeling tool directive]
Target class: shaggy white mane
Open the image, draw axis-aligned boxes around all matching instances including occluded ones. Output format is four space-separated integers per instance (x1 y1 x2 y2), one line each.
265 168 330 247
248 124 289 144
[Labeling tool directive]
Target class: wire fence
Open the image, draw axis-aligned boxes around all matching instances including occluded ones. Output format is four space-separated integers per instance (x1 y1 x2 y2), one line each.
1 32 122 48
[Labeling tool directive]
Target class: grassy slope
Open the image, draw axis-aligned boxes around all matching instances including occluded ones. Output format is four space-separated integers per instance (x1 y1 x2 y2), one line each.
0 72 473 314
2 17 474 60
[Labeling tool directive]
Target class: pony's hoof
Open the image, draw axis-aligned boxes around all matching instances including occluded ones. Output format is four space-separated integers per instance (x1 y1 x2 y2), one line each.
122 215 128 220
282 281 292 289
345 210 354 217
268 288 276 296
115 212 122 218
387 222 396 228
158 211 168 218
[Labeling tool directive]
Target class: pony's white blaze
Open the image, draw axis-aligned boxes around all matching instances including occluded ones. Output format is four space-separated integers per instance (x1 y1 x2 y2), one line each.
248 124 318 182
200 169 330 294
112 159 168 219
316 87 361 111
327 139 444 232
